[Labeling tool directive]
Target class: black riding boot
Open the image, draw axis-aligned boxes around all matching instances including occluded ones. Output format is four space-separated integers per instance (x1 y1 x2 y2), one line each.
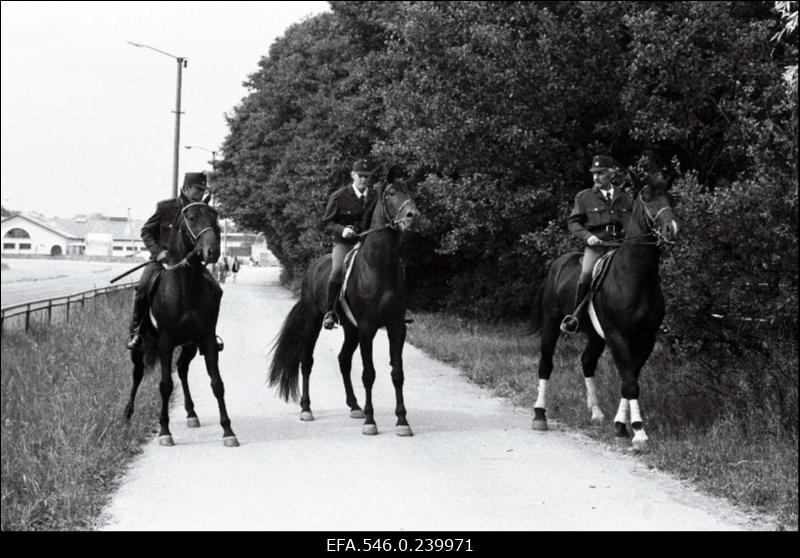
323 280 342 330
126 292 148 350
560 280 590 335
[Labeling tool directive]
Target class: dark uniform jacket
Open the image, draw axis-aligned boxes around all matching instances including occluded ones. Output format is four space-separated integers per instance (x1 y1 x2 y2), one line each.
567 186 633 242
141 193 193 258
321 185 377 246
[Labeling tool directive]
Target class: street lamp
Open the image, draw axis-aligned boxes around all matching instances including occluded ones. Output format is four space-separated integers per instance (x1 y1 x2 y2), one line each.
184 145 217 164
128 40 188 198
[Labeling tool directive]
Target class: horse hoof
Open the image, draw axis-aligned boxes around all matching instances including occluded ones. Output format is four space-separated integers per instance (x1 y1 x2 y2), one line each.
590 413 605 424
223 436 240 447
396 425 414 437
300 411 315 421
632 439 649 453
615 436 631 448
158 435 175 447
350 409 366 419
531 419 548 431
362 424 379 436
187 417 201 428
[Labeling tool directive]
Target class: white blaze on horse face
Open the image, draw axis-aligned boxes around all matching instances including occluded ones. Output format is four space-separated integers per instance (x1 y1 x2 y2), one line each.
614 398 630 424
534 379 548 410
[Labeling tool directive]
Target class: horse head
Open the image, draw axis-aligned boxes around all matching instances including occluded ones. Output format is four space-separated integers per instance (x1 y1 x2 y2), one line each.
377 179 420 234
631 172 680 245
172 202 221 265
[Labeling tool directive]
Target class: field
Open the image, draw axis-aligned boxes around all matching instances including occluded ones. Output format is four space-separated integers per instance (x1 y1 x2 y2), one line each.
1 290 161 530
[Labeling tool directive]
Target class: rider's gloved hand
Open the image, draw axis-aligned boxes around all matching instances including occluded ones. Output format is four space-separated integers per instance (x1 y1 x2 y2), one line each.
587 235 601 246
156 250 169 263
342 227 357 239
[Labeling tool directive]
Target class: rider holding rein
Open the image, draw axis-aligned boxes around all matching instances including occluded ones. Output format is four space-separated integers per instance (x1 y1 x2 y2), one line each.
320 159 377 330
561 155 633 334
126 172 223 350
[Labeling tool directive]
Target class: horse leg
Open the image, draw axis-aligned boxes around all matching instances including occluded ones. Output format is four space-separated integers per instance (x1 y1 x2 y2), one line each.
201 338 239 447
387 320 412 436
339 323 364 418
358 326 379 436
299 320 322 421
533 315 560 431
177 344 200 427
581 331 606 423
608 333 655 451
124 348 145 421
157 342 175 446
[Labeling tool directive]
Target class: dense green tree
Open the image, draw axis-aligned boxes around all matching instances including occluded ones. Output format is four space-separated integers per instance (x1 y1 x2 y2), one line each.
214 1 797 373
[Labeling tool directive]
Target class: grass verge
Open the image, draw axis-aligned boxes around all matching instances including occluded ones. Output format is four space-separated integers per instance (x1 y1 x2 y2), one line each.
405 311 798 530
1 291 162 531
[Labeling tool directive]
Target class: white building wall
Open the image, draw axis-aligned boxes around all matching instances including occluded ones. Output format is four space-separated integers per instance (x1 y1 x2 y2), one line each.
1 216 71 255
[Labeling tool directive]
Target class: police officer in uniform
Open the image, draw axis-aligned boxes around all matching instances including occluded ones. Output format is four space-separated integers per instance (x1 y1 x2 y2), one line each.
126 172 224 350
561 155 633 334
320 159 377 329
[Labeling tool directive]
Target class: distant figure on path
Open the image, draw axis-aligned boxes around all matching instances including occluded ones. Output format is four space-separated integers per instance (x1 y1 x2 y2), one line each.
231 257 240 283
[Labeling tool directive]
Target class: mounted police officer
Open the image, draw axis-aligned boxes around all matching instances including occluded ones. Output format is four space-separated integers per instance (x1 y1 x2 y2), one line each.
561 155 633 334
320 158 377 330
126 172 224 350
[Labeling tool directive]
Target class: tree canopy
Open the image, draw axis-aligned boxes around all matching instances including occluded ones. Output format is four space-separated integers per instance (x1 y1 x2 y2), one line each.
214 1 797 362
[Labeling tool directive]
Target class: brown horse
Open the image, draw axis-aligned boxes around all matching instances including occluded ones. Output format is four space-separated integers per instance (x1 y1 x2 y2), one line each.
124 202 238 447
269 179 420 435
530 174 679 451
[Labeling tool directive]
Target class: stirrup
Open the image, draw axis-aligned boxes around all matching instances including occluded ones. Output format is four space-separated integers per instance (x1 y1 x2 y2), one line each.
560 315 579 335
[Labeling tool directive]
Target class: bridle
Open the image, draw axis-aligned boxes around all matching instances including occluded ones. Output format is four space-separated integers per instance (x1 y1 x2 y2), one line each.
356 183 415 238
600 188 675 248
164 202 218 270
638 191 676 246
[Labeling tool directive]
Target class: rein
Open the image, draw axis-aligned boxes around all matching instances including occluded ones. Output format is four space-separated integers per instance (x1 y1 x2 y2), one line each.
164 202 216 270
356 184 413 238
599 194 674 248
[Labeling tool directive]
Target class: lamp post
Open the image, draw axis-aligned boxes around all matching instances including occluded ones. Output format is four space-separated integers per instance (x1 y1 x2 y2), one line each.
184 145 217 164
128 41 187 198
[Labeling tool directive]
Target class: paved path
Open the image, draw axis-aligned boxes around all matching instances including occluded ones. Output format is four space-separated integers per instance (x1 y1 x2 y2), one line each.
98 266 771 531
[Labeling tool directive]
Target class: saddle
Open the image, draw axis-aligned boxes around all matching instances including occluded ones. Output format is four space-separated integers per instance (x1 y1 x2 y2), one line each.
338 243 362 326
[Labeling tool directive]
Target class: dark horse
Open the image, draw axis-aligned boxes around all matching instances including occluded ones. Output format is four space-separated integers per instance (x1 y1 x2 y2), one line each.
269 179 420 436
124 202 238 447
530 174 679 451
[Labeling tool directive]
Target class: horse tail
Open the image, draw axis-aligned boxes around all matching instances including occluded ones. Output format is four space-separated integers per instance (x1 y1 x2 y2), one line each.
268 299 308 402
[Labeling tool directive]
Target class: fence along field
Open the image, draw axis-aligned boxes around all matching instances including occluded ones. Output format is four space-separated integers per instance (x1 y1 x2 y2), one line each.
1 281 137 335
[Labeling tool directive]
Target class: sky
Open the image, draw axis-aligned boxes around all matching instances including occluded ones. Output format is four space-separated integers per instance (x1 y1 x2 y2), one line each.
1 0 330 220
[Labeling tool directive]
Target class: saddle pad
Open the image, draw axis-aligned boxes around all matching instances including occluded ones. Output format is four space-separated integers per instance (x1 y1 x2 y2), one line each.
586 249 617 340
339 243 362 326
590 249 617 292
146 268 164 330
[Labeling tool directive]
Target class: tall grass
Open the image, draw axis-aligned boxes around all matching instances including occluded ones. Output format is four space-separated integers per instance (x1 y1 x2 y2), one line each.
406 312 798 530
1 291 162 531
